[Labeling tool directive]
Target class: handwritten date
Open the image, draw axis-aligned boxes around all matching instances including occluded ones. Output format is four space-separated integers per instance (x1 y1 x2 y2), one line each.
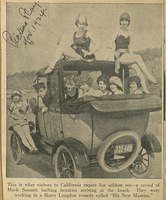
2 2 47 48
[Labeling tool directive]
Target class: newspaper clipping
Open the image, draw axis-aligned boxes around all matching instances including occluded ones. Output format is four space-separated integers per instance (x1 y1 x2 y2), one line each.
1 0 164 199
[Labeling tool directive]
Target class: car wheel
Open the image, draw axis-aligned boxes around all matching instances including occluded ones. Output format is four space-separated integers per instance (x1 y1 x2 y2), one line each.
53 145 82 178
10 133 24 165
97 130 141 173
128 147 153 178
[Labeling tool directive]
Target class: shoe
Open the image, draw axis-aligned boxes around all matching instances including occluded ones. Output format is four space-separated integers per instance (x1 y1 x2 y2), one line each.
148 80 159 85
44 67 53 74
143 90 150 94
33 148 39 153
153 81 159 85
29 148 34 153
29 148 39 154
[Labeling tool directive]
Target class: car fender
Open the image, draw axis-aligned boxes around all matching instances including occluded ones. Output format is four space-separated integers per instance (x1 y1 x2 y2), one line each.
141 132 161 158
52 137 90 169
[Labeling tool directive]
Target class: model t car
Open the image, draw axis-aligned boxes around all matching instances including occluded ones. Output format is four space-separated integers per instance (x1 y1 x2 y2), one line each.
9 60 161 178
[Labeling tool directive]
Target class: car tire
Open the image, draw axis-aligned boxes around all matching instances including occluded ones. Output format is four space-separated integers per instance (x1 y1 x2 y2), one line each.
97 130 141 173
128 146 153 178
53 145 82 178
10 133 24 165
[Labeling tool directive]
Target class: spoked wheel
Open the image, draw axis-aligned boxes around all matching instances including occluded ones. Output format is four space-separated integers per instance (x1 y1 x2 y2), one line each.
97 131 141 173
128 147 152 178
53 145 82 178
10 133 24 164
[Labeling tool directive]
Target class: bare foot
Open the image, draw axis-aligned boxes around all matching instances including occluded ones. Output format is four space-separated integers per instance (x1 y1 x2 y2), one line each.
44 67 53 74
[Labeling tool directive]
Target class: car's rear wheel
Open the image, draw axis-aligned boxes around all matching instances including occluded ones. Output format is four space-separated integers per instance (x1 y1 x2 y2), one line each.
128 147 153 178
97 130 141 173
10 133 24 165
53 145 82 178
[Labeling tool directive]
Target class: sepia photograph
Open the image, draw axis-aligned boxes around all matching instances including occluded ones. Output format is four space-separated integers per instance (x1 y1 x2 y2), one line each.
2 2 163 181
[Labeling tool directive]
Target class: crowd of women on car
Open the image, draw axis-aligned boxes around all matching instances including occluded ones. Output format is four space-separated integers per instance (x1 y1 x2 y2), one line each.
59 12 158 100
8 12 158 153
45 12 158 95
64 73 144 102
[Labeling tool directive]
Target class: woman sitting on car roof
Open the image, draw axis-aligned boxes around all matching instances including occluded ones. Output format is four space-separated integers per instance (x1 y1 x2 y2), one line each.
106 12 158 94
44 14 99 74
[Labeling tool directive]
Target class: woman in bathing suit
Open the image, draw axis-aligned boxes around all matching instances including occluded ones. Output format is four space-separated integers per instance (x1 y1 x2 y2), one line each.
108 12 158 94
45 14 99 74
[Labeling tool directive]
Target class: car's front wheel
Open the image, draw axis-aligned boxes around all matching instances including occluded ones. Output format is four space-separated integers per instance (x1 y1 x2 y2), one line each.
53 145 82 178
10 133 24 165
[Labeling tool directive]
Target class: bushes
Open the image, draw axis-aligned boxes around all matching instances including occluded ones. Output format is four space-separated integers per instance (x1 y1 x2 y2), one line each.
135 48 162 82
7 71 36 90
134 47 162 62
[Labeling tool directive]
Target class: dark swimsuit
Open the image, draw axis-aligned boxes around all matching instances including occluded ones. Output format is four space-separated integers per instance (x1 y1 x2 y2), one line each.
65 88 79 101
115 34 130 57
71 30 95 60
114 34 130 79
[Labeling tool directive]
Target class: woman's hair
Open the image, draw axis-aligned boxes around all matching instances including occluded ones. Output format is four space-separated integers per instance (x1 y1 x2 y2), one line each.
75 14 88 27
97 74 109 85
109 76 123 91
11 89 22 99
33 82 46 93
65 74 78 86
128 76 142 88
120 12 130 25
79 74 93 87
110 83 123 91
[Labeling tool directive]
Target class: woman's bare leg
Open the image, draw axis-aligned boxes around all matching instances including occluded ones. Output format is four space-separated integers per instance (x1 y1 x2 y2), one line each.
45 42 82 74
27 112 36 133
134 55 157 83
13 125 33 150
45 46 63 73
120 53 157 83
130 64 149 94
62 45 82 59
21 125 37 149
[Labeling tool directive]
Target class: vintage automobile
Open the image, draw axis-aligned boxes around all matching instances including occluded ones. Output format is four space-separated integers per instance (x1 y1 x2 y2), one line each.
9 60 162 178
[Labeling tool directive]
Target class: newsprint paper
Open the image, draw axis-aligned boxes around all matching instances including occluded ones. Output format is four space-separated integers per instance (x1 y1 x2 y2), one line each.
1 0 165 199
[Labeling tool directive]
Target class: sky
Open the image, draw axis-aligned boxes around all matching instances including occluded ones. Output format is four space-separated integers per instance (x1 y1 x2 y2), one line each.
5 3 162 74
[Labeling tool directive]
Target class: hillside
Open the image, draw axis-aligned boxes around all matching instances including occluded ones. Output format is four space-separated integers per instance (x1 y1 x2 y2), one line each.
7 70 37 91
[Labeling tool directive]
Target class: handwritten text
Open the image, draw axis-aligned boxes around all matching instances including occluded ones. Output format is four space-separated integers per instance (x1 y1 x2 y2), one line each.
2 2 47 48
